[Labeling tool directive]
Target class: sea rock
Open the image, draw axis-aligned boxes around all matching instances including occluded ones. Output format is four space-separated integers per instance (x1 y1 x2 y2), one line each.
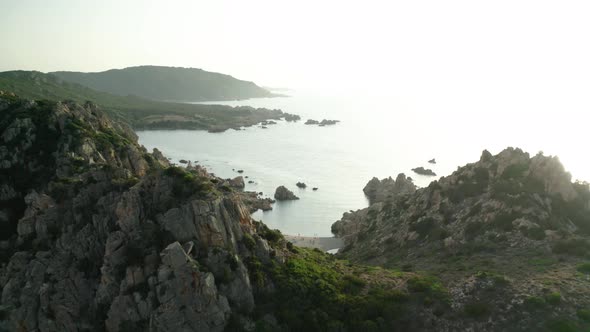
304 119 319 125
312 187 318 191
237 170 244 174
319 119 339 126
274 186 299 201
179 159 188 164
428 158 436 164
296 182 307 189
283 113 301 122
411 167 437 176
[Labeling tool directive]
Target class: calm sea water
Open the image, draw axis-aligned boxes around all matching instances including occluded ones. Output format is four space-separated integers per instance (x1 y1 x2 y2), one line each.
138 88 589 237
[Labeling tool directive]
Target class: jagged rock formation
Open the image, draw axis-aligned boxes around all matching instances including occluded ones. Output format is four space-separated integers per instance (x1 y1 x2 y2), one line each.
296 182 307 189
362 173 417 205
333 148 590 331
274 186 299 201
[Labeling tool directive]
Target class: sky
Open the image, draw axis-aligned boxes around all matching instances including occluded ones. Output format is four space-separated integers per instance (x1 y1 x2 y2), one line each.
1 0 590 91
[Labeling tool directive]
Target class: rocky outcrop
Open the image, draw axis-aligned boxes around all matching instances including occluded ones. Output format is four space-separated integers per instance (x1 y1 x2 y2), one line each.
304 119 319 125
334 147 590 268
239 192 275 213
296 182 307 189
412 167 437 176
274 186 299 201
228 176 245 189
283 114 301 122
362 173 417 205
429 158 436 164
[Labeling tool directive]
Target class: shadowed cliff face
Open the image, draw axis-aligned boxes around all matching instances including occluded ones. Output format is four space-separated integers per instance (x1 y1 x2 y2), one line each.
0 94 275 331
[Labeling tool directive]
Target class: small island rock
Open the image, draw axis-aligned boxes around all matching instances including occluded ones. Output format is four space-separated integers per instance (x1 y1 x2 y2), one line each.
274 186 299 200
296 182 307 189
411 167 437 176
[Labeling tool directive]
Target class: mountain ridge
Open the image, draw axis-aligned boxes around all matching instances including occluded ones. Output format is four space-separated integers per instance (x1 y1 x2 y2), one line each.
51 65 277 102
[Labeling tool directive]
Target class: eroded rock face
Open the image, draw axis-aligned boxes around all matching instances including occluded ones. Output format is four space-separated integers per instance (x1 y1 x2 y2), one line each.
228 176 245 189
362 173 417 205
274 186 299 201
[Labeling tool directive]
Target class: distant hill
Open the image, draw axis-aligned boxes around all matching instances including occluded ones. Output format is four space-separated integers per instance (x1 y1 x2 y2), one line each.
0 71 294 131
52 65 275 102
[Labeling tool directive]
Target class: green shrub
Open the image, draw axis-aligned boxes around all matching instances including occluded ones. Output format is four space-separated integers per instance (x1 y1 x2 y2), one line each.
464 302 491 318
545 292 561 305
576 263 590 274
242 233 256 251
577 309 590 322
259 228 283 245
523 296 546 309
545 318 578 332
521 226 546 240
552 239 590 257
491 213 517 232
501 163 529 180
465 221 485 239
407 276 447 299
342 275 366 295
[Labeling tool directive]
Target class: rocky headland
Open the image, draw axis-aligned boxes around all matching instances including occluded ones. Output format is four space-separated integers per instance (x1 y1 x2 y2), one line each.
333 148 590 331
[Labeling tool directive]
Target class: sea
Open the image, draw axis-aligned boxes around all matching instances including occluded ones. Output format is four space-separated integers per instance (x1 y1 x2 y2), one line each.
138 86 589 237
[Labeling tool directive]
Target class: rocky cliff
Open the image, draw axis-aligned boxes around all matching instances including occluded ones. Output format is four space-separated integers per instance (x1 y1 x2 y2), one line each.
0 94 274 331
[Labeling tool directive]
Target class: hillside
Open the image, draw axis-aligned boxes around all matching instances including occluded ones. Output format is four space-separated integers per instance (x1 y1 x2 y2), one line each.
333 148 590 331
52 66 276 102
0 71 297 132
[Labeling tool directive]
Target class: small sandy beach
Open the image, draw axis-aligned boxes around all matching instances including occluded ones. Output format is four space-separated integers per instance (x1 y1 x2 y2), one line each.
284 235 344 252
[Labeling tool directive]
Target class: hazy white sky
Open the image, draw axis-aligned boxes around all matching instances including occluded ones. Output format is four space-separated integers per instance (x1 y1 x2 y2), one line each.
1 0 590 90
